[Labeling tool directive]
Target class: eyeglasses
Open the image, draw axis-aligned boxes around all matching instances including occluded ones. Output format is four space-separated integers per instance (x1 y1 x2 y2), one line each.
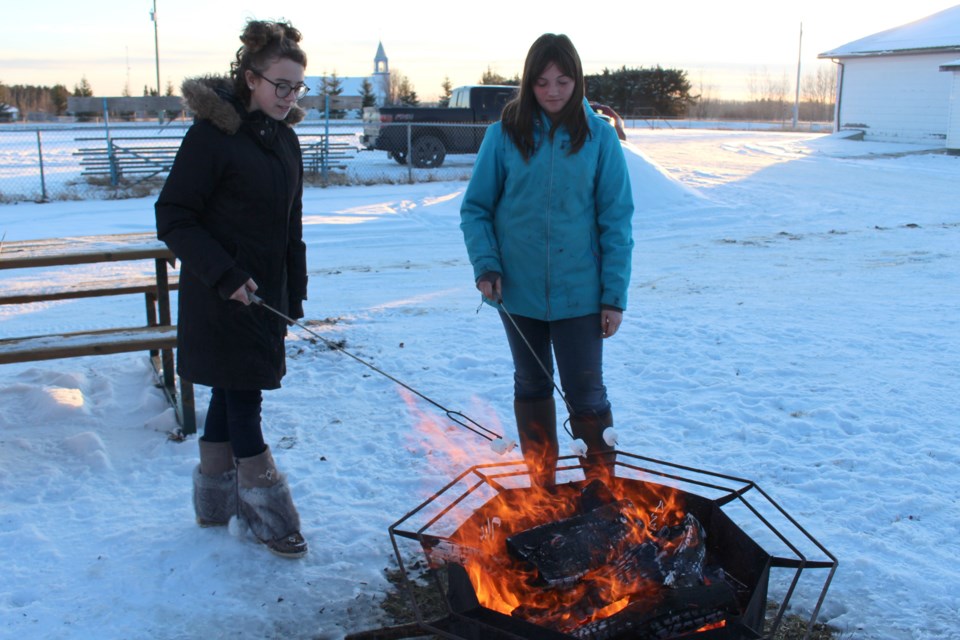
252 70 309 100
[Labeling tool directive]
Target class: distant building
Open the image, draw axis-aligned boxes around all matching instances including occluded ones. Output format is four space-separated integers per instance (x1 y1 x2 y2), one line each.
819 5 960 145
0 103 19 122
304 41 390 110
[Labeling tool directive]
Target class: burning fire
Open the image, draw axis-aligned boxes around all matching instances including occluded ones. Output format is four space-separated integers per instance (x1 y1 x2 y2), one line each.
400 390 721 636
449 477 690 633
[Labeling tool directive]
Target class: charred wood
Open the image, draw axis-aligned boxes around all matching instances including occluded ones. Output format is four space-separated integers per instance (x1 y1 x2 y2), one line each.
505 500 642 586
599 513 707 597
569 582 740 640
579 479 618 512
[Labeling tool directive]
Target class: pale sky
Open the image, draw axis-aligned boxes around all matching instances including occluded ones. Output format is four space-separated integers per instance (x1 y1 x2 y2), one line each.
2 0 958 102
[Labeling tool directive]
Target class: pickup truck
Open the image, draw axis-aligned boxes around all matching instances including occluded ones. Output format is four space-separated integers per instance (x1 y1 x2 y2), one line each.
361 85 517 168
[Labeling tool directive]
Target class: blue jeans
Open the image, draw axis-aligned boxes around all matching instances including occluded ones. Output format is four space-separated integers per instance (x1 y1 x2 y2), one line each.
499 312 610 416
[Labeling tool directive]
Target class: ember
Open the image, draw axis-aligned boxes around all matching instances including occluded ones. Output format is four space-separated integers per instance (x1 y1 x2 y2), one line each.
381 452 837 640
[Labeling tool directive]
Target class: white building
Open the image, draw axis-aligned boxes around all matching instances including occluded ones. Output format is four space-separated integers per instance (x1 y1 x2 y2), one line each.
818 5 960 146
304 41 390 113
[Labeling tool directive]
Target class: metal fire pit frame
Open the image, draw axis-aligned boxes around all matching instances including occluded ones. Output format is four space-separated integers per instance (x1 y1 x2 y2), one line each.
383 451 838 640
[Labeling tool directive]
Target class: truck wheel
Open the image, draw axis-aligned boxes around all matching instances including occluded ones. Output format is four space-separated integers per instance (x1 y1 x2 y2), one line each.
389 151 408 165
411 136 446 168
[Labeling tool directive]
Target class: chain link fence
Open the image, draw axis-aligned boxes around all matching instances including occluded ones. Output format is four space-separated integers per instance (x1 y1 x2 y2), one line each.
0 121 490 203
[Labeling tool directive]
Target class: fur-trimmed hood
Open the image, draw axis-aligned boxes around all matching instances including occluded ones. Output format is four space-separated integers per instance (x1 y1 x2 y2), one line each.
180 75 305 134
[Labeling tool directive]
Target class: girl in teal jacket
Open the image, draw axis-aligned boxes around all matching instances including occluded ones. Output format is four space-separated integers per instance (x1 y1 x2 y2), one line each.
460 33 634 486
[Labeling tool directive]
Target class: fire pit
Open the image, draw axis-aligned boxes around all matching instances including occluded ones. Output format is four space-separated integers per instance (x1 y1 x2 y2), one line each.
375 452 836 640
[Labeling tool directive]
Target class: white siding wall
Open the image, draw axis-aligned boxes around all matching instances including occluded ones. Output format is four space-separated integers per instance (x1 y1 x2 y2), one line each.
946 69 960 151
838 53 956 144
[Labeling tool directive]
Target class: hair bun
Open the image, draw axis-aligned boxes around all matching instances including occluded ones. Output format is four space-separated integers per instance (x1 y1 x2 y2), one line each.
281 23 302 43
239 19 300 54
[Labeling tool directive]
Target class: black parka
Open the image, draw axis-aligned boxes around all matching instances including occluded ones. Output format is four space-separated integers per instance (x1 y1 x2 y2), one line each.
155 76 308 390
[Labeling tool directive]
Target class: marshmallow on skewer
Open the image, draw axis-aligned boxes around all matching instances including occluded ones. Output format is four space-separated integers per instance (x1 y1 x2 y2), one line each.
490 437 516 455
571 439 589 458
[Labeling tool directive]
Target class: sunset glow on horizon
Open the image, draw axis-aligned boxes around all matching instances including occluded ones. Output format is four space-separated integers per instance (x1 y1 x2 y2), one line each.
2 0 958 102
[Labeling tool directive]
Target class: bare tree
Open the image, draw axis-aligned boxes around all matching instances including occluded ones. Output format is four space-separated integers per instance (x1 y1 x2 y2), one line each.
800 63 837 121
690 73 716 119
380 69 406 106
746 67 790 120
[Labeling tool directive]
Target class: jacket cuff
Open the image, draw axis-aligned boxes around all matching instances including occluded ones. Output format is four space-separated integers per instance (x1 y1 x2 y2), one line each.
601 303 623 313
215 266 251 301
476 271 501 285
288 299 304 320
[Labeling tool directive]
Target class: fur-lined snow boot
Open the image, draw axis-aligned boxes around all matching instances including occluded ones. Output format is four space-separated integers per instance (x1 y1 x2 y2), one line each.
515 397 559 488
236 446 308 559
570 409 617 481
193 439 237 527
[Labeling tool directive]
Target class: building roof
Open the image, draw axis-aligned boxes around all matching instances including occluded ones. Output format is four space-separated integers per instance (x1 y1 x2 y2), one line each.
819 4 960 58
304 76 380 99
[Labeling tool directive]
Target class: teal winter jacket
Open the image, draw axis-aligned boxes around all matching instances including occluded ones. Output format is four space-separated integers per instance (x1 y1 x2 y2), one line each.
460 99 634 320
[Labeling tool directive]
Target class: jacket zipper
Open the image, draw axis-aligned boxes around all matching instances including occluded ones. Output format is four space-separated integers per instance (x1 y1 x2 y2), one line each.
545 133 555 319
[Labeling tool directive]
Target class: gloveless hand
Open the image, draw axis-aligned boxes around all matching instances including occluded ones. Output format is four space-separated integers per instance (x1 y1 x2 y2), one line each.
230 278 259 305
601 309 623 338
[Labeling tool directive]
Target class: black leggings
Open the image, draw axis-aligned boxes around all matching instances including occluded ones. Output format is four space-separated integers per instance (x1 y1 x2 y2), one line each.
201 388 266 459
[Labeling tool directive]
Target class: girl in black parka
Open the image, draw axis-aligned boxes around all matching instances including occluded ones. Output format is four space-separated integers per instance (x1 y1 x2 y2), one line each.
155 19 309 558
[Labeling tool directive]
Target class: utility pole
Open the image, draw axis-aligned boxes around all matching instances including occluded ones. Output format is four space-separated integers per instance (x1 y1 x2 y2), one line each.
151 0 160 96
792 22 803 129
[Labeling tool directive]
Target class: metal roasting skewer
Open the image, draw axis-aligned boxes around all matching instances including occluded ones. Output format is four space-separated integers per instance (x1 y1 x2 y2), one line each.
496 299 576 419
248 292 516 454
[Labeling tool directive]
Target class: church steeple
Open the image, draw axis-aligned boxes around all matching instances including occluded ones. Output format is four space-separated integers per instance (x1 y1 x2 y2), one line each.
374 41 389 75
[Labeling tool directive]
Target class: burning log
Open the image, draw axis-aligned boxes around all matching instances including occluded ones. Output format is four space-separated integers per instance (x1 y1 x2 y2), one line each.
602 513 708 596
569 582 740 640
506 511 720 637
505 499 643 587
579 478 618 512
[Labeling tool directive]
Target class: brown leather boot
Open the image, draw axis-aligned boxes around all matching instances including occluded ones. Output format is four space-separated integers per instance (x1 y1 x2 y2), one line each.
515 397 559 488
193 439 237 527
570 409 617 481
236 446 308 559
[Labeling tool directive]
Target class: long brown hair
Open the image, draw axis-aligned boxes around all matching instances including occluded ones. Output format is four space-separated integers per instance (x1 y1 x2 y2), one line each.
501 33 588 160
230 19 308 105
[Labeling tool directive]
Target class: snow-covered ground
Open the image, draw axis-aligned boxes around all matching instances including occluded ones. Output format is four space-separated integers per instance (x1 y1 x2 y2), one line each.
1 128 958 639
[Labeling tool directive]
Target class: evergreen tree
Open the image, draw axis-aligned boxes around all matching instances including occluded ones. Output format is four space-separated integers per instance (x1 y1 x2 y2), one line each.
359 78 376 106
397 75 419 106
585 66 693 117
73 76 94 97
480 66 519 86
71 77 96 121
385 72 418 106
358 78 376 116
438 77 453 107
321 71 345 119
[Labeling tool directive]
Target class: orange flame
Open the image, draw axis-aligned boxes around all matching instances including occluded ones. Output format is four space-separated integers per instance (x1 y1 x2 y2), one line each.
446 478 689 632
399 389 704 634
